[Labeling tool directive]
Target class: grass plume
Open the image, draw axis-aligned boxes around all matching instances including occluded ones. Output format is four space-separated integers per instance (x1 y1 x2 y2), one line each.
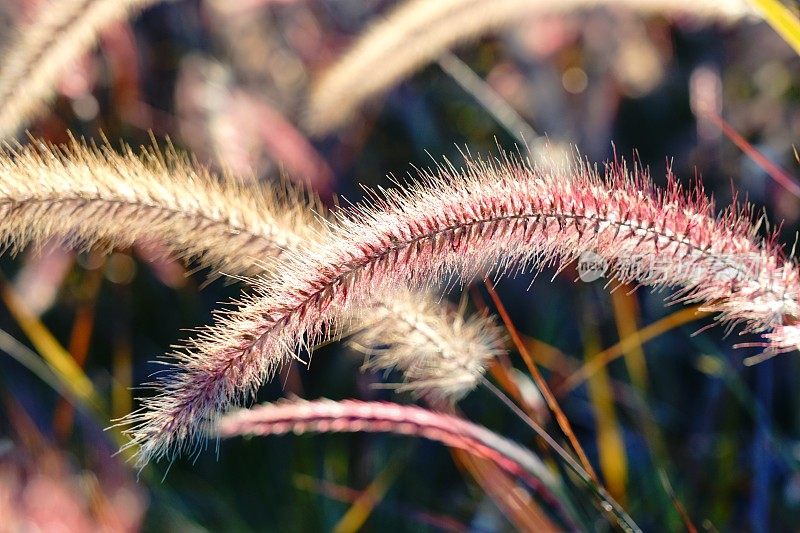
306 0 758 134
0 0 161 138
0 136 319 275
128 151 800 466
355 293 505 401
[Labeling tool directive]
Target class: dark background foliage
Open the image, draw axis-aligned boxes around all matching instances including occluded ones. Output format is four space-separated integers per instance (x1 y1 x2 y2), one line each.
0 0 799 530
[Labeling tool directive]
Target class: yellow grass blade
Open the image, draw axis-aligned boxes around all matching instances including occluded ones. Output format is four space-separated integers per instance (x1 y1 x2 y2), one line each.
748 0 800 55
610 289 648 389
583 321 628 504
0 281 101 410
332 455 404 533
560 306 709 394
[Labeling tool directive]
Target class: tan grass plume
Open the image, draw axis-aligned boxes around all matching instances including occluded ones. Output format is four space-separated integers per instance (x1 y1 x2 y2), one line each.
0 136 319 274
355 295 505 402
0 0 162 138
306 0 758 134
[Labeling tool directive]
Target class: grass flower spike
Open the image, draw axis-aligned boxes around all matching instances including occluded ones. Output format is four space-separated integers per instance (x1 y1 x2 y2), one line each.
128 152 800 465
355 293 505 401
307 0 758 133
0 137 319 275
0 138 503 389
217 398 584 526
217 398 556 492
0 0 795 527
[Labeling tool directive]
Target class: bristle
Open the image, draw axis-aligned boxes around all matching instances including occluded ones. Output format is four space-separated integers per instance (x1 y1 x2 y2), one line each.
126 151 799 466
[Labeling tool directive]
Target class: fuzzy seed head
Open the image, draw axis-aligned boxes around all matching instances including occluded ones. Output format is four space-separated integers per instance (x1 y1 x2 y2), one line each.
0 136 507 461
355 292 505 401
0 137 321 276
307 0 759 133
124 151 800 466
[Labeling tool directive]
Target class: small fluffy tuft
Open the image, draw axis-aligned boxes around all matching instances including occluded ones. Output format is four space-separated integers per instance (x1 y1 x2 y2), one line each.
355 291 505 401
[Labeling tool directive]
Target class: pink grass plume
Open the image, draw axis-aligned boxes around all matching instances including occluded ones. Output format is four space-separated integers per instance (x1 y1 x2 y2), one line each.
126 151 800 465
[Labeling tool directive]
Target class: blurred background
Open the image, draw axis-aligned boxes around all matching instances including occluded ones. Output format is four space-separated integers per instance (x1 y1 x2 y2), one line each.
0 0 799 530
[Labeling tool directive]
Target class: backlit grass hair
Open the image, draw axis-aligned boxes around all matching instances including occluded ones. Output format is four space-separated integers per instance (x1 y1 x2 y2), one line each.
0 136 319 274
126 150 799 466
0 0 161 138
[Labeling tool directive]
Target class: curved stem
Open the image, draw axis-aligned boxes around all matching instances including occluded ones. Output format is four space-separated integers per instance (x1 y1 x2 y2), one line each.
482 377 641 533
